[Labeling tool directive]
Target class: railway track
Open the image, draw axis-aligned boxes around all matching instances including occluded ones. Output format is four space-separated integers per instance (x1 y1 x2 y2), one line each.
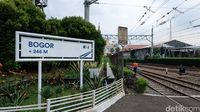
138 70 200 111
141 70 200 93
137 75 182 96
140 64 200 77
138 70 200 101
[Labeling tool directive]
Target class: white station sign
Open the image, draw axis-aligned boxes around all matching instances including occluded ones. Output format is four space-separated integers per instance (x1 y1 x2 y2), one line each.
16 31 95 61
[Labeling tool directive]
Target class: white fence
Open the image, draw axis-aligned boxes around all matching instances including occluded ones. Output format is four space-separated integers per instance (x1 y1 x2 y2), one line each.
0 79 124 112
0 103 46 112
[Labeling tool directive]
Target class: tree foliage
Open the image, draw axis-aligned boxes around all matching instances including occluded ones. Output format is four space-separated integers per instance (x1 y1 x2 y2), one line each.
0 0 105 71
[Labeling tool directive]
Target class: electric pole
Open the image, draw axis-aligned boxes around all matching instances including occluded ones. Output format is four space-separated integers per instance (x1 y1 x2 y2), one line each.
151 26 154 57
32 0 35 5
32 0 48 12
84 0 98 22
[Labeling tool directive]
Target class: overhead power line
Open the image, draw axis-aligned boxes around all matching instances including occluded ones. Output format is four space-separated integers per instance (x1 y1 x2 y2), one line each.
153 16 200 35
156 0 187 24
136 1 200 36
130 0 171 34
160 1 200 25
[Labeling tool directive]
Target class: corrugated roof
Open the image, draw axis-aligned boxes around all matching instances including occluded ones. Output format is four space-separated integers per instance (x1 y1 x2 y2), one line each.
123 45 148 51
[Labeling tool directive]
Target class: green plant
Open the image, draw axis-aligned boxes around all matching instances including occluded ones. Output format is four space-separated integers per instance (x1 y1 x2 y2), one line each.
84 62 98 69
45 69 65 85
145 58 200 67
81 84 91 92
134 77 148 93
68 62 80 72
2 60 21 72
42 86 54 100
84 72 107 90
123 67 133 77
64 70 79 79
110 64 122 80
0 80 29 106
55 85 63 96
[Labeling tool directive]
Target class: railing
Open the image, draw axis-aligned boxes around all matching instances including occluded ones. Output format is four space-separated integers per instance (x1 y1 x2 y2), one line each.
0 79 124 112
0 103 46 112
46 78 124 112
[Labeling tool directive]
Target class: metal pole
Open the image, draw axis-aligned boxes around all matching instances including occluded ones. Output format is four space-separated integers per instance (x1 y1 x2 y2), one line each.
84 0 90 21
32 0 35 5
92 90 96 107
80 60 84 90
121 79 124 93
38 60 42 108
122 53 124 78
46 99 51 112
170 19 172 40
151 26 154 57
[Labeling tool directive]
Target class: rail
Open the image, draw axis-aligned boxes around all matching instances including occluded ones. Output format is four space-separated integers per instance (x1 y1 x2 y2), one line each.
0 79 124 112
0 103 46 112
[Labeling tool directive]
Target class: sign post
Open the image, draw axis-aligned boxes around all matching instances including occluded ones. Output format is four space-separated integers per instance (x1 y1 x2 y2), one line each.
80 60 83 90
15 31 95 106
38 60 42 107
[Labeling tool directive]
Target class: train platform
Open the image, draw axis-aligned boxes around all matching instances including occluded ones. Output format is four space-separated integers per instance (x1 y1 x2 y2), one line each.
104 94 200 112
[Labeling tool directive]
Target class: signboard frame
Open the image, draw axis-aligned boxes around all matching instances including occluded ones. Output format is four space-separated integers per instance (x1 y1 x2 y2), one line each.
15 31 95 107
16 31 95 62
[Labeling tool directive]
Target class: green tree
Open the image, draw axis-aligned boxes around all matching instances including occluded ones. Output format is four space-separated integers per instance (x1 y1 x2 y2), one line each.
61 17 105 63
45 18 67 36
0 0 45 71
0 0 105 71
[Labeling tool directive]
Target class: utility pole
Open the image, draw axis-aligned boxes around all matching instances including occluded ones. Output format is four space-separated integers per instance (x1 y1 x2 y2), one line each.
84 0 98 22
151 26 154 57
32 0 35 5
32 0 47 12
169 19 172 40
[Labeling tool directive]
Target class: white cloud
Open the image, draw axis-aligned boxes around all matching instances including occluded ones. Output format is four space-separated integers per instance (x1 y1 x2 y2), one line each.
44 0 200 45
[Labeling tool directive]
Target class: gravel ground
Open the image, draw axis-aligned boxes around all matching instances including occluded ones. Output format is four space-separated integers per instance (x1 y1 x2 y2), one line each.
142 73 200 95
140 67 200 85
137 75 182 96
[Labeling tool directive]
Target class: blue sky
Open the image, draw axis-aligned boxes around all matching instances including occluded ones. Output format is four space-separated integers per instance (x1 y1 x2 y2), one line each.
44 0 200 46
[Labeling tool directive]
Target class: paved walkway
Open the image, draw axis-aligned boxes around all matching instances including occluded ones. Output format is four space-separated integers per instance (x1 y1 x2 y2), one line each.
107 63 115 79
104 94 200 112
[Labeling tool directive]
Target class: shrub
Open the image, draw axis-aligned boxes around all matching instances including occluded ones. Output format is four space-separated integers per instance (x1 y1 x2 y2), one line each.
126 58 200 67
125 58 145 64
145 58 200 67
84 73 107 90
0 80 29 106
2 60 21 72
123 67 133 77
42 86 54 100
110 64 122 80
45 69 65 85
134 77 148 93
55 85 63 97
64 70 79 79
81 84 91 92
